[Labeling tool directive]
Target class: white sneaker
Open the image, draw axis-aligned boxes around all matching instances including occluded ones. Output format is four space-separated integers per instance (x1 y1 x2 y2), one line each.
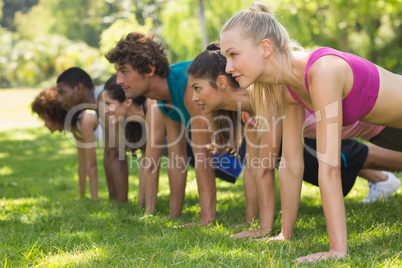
362 171 401 203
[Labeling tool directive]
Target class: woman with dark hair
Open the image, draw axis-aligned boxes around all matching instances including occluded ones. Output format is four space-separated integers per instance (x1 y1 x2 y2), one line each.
31 87 102 200
102 74 165 212
188 43 401 240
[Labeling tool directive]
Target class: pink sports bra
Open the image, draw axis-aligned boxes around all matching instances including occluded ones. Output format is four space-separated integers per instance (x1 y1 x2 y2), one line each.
287 47 380 126
242 112 258 128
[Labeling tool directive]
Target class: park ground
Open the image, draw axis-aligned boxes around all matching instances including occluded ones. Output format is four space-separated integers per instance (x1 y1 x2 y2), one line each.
0 88 401 267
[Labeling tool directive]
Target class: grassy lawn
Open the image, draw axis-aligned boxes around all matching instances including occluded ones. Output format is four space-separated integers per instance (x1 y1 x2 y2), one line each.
0 89 401 267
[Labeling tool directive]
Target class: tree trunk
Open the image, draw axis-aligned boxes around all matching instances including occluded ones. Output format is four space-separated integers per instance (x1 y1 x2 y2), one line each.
198 0 208 50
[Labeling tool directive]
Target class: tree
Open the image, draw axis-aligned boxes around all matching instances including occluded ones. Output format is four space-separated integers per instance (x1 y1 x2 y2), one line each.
2 0 401 88
160 0 249 63
276 0 402 72
4 34 108 88
99 13 153 56
13 0 126 47
0 27 15 87
198 0 207 50
0 0 39 31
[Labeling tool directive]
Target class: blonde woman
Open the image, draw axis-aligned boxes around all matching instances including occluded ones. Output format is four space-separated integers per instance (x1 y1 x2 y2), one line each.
219 1 402 262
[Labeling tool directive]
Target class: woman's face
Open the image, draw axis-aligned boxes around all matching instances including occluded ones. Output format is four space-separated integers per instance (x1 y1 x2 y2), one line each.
189 76 223 114
220 27 265 88
102 91 128 124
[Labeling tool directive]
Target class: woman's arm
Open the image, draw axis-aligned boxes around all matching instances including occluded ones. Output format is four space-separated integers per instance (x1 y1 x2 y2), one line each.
276 91 305 240
185 96 216 225
295 62 347 262
231 117 281 239
230 124 260 237
255 117 282 236
103 116 129 203
243 126 260 225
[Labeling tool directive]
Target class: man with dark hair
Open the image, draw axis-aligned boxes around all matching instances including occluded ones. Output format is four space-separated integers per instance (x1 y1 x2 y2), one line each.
57 67 100 112
106 32 221 225
57 67 129 203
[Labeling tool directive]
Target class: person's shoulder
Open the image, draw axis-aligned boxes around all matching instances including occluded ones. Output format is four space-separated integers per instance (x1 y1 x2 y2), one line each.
147 99 159 112
168 62 192 91
80 110 99 125
308 47 347 74
84 109 97 115
95 84 104 92
94 84 104 102
147 99 158 106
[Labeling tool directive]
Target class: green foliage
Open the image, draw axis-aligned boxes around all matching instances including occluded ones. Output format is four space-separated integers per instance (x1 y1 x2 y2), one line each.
13 0 129 47
99 14 153 56
160 0 200 63
3 34 111 88
0 0 39 31
0 27 14 88
15 0 95 47
131 0 166 26
159 0 401 71
204 0 251 44
276 0 402 72
1 0 401 87
160 0 250 63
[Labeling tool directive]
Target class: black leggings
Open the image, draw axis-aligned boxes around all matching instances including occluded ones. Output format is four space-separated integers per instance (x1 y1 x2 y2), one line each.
369 127 402 152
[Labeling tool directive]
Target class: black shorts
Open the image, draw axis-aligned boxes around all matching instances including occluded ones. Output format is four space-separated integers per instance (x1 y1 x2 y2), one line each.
369 127 402 152
278 138 368 196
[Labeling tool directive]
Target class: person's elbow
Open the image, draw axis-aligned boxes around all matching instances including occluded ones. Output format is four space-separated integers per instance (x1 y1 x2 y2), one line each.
318 162 341 181
104 146 118 159
278 158 304 180
142 157 160 175
87 160 97 172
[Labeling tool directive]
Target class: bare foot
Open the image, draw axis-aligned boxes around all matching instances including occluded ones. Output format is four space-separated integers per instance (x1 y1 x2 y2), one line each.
293 250 346 263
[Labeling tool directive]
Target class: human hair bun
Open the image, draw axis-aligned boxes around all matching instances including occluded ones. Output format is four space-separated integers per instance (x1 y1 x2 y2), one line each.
206 41 221 51
249 1 272 14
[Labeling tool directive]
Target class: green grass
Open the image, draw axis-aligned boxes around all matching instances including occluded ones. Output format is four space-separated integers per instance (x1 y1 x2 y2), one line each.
0 89 401 267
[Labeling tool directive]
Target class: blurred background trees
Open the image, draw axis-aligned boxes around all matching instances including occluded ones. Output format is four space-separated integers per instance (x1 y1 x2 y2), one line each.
0 0 401 88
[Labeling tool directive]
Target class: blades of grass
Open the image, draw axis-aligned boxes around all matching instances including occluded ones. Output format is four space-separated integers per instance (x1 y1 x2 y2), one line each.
21 241 40 261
